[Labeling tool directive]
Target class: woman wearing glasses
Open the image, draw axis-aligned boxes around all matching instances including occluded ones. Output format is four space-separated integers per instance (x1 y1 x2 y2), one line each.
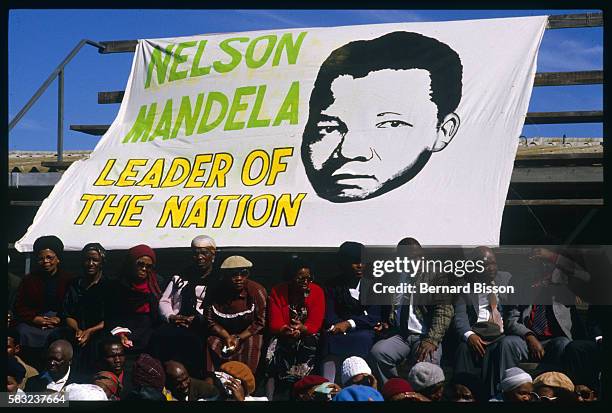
14 235 75 350
148 235 217 378
203 256 267 374
106 244 164 352
264 257 325 400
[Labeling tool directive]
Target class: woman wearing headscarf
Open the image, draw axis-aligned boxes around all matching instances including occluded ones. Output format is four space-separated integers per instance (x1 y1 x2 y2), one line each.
105 244 164 352
148 235 217 378
14 235 75 349
264 257 325 400
62 243 110 377
203 256 267 373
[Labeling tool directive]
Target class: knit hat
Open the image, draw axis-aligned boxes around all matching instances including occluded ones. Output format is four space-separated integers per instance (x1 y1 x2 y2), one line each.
191 235 216 249
220 256 253 269
220 361 255 395
33 235 64 260
407 362 445 391
293 375 328 396
8 355 26 383
500 367 533 393
128 244 156 264
332 385 384 402
132 354 165 391
381 378 414 400
341 356 372 385
533 372 574 393
64 383 108 401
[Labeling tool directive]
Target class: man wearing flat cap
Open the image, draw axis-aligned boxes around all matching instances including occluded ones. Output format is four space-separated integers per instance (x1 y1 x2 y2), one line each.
203 256 267 374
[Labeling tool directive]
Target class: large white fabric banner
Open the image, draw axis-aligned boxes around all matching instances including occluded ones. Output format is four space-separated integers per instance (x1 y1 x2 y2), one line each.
16 16 548 251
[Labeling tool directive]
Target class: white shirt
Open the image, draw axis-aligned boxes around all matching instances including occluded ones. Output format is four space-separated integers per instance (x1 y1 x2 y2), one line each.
47 366 70 393
407 294 424 334
464 293 499 341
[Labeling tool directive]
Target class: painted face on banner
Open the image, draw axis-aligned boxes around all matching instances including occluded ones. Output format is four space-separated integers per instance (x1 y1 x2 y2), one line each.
302 68 452 203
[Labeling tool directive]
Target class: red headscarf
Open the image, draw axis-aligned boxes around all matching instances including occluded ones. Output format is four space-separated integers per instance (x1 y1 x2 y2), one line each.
124 244 161 299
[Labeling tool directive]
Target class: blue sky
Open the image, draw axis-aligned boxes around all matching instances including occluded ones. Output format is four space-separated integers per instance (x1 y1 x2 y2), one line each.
8 9 603 151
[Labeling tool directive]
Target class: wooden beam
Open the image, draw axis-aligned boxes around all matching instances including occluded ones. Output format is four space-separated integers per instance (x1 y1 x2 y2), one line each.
98 40 138 54
10 201 43 207
96 70 603 105
505 199 603 206
534 71 603 86
546 13 603 29
514 153 602 167
94 13 603 56
525 111 603 124
511 166 602 183
40 161 74 170
69 110 604 135
70 125 109 135
98 91 124 104
515 152 603 161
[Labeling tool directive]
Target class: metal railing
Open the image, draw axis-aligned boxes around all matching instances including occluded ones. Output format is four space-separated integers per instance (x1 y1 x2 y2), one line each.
8 39 106 162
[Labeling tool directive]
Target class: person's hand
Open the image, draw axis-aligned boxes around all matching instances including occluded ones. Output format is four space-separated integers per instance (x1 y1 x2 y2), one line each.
290 318 306 333
525 334 545 361
415 340 437 362
226 377 245 401
182 315 195 327
467 334 489 358
119 334 133 349
169 314 182 324
330 321 351 335
33 316 55 329
373 322 389 334
45 316 60 327
77 328 92 347
32 315 48 327
279 325 295 337
226 335 240 352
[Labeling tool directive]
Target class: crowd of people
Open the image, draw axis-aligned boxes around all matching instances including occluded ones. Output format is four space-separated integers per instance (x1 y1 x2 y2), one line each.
6 234 604 402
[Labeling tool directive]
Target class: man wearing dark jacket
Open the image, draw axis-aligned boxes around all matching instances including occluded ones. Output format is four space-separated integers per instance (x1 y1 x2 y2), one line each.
453 247 513 396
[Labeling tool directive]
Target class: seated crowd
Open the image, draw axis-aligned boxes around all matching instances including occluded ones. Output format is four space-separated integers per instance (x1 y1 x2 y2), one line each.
6 235 603 402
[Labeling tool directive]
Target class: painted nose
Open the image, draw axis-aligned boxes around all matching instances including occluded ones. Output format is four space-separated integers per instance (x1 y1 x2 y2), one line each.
336 131 374 161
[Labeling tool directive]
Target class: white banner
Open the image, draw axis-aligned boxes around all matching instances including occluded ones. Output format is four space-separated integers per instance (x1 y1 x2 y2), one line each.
15 16 548 251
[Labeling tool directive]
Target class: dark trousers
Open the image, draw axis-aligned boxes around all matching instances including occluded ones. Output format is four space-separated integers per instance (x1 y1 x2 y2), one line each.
454 337 503 398
563 339 601 390
147 323 205 378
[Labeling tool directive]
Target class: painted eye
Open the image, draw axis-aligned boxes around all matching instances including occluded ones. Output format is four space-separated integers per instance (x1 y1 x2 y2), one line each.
376 120 412 128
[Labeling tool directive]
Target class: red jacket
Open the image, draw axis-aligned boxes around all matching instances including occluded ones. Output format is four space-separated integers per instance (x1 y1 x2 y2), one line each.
268 282 325 335
14 269 74 322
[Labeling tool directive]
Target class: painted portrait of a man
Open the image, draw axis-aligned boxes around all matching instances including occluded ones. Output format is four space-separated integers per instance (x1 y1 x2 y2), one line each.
301 31 463 203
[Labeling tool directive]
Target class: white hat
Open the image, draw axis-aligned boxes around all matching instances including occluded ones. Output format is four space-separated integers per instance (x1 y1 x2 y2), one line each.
64 383 108 401
191 235 216 249
341 356 372 385
407 362 445 391
500 367 532 393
